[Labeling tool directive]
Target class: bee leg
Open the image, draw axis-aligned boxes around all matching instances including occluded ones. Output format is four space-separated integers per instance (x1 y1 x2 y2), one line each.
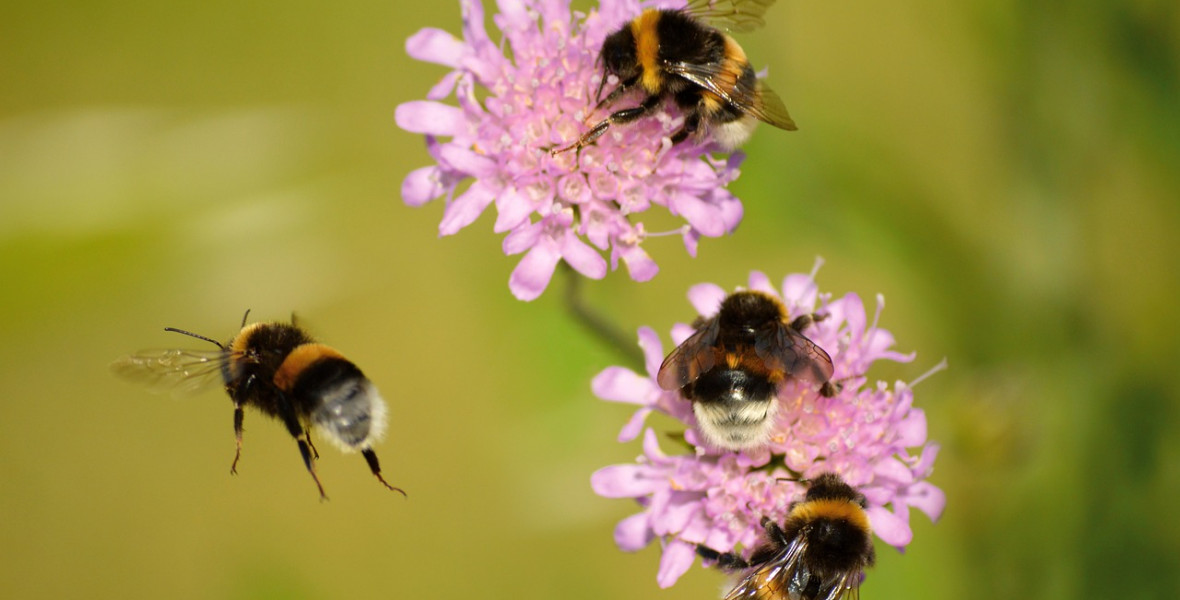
361 449 407 498
593 75 637 113
760 516 793 547
278 405 329 500
305 432 320 460
551 94 662 155
296 437 328 501
230 403 245 474
789 312 830 332
697 545 750 571
669 112 702 145
819 381 842 398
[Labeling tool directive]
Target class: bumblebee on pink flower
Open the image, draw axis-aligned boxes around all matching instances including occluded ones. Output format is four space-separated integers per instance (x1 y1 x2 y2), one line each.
592 265 946 595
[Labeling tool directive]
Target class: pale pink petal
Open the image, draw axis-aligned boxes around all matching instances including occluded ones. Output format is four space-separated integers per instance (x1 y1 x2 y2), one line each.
590 465 667 497
401 166 447 206
618 407 653 442
508 241 560 301
394 101 466 136
670 192 726 237
866 505 913 547
687 283 727 316
873 457 915 486
637 326 665 379
592 367 654 404
614 512 655 551
439 180 496 235
405 28 466 66
426 71 462 100
502 221 540 255
895 409 927 447
670 323 696 345
656 540 696 588
493 187 534 233
437 145 497 177
619 243 658 282
747 271 775 296
782 271 820 308
902 481 946 522
560 231 607 279
912 444 940 478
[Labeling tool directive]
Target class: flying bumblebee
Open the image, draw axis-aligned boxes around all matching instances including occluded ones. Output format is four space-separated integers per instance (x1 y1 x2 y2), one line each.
698 472 876 600
111 312 404 500
551 0 796 155
656 290 835 450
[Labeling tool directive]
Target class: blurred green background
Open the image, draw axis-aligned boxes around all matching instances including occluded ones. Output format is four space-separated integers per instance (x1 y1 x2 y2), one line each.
2 0 1178 598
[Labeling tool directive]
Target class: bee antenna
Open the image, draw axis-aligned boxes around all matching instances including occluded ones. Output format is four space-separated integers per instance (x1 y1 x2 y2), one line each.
163 327 226 351
240 309 252 328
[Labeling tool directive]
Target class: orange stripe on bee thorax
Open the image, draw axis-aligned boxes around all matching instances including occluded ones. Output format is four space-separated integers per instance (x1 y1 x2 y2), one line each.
789 498 872 532
632 10 663 93
273 343 344 392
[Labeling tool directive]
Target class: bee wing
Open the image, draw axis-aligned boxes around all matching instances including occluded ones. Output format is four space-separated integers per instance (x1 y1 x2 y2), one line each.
819 570 863 600
753 323 835 385
724 535 807 600
110 349 228 397
684 0 778 33
664 61 797 131
656 316 723 391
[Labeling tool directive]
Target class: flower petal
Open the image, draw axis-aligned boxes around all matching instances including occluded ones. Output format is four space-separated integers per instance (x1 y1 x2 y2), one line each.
493 186 534 233
656 540 696 588
637 326 664 379
618 407 653 442
866 505 913 547
439 180 496 235
405 28 466 67
670 192 726 237
438 144 498 178
560 231 607 279
401 166 447 207
895 408 927 448
591 464 667 497
903 481 946 522
614 512 655 552
618 243 658 282
508 241 561 301
394 101 467 136
502 221 540 256
592 367 654 404
687 283 726 316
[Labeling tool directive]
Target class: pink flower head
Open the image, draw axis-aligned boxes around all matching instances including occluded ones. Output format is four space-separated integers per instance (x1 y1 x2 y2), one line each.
590 263 946 588
396 0 747 300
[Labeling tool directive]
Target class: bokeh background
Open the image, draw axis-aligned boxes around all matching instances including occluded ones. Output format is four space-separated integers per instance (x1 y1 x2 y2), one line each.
2 0 1178 598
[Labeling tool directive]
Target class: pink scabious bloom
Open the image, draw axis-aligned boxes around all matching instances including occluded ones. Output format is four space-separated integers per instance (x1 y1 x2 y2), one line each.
590 265 946 588
395 0 746 301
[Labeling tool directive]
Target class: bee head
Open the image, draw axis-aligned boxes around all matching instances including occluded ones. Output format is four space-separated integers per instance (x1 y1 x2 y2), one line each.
719 291 785 338
599 27 639 81
805 473 867 508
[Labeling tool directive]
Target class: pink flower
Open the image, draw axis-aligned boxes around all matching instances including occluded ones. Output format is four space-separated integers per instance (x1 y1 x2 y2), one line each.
396 0 746 300
590 263 946 587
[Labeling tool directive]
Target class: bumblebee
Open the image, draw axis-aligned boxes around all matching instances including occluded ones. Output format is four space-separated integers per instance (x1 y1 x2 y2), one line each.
656 290 834 450
112 312 404 500
552 0 796 154
698 472 876 600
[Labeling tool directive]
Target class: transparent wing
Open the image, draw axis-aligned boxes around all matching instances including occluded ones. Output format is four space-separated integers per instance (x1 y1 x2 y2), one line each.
656 316 723 391
664 60 797 130
110 348 229 397
753 323 835 385
724 535 807 600
819 569 862 600
685 0 778 33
